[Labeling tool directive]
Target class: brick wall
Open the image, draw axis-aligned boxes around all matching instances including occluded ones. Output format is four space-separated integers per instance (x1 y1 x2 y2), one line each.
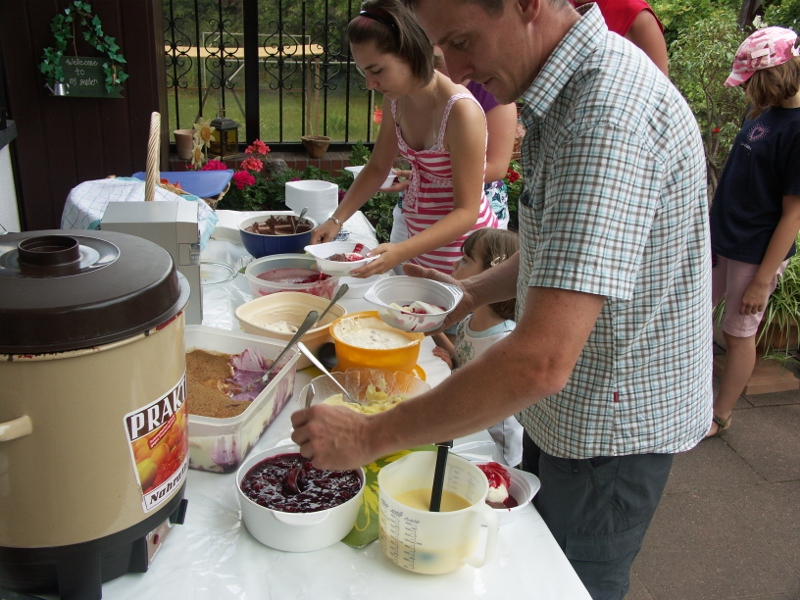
167 151 352 177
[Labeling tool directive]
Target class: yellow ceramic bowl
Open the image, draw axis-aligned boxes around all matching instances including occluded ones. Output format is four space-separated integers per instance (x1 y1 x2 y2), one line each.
329 311 423 375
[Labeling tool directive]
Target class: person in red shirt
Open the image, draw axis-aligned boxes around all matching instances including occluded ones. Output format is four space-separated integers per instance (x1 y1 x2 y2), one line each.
571 0 669 74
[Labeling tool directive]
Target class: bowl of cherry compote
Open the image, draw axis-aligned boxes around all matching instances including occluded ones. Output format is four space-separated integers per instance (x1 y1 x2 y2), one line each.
244 253 340 300
236 444 365 552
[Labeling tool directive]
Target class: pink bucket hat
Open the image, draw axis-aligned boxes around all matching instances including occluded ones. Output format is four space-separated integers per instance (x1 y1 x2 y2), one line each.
725 26 800 87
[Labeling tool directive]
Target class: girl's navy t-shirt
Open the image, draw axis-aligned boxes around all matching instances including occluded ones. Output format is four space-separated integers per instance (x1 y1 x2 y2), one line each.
710 106 800 265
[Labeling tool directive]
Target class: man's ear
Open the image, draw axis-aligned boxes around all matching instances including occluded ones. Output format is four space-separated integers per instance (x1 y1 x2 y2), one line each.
516 0 541 23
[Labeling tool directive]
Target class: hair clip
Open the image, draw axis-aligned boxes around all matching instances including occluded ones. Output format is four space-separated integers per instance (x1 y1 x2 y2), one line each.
490 254 507 267
359 10 398 31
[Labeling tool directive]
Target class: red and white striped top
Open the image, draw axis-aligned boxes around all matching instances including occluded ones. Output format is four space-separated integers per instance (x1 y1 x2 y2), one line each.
392 93 498 274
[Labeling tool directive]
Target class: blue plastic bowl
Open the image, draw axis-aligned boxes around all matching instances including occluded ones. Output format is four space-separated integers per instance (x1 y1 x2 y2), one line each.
239 215 317 259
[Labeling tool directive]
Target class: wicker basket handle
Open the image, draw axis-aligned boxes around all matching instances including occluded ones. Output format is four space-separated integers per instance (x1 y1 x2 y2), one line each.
145 111 160 201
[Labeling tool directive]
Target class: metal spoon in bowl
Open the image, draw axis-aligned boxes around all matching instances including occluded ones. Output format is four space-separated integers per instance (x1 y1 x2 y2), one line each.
243 310 319 393
297 342 360 405
293 207 309 233
314 284 349 327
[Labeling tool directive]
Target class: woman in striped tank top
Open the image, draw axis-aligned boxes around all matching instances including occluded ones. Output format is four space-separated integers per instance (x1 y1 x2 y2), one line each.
309 0 498 275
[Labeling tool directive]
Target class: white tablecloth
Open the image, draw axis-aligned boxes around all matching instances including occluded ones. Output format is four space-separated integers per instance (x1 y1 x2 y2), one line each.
99 211 591 599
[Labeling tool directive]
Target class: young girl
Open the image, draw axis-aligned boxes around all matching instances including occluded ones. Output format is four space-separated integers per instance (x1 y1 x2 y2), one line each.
310 0 498 276
432 228 523 467
708 27 800 437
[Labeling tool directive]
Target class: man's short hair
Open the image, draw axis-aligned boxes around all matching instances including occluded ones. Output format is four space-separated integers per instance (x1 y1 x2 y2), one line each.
402 0 570 16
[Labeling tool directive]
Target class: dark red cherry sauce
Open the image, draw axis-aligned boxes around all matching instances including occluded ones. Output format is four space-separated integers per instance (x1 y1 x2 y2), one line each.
240 452 362 513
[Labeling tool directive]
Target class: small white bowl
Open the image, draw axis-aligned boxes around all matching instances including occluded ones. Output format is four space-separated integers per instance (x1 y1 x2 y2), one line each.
473 461 541 526
364 276 463 333
237 444 365 552
304 241 377 276
344 165 395 190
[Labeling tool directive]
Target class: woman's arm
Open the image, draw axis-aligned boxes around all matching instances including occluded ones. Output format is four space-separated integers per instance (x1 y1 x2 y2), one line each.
625 10 669 76
484 102 517 182
740 195 800 314
310 97 400 244
352 98 488 275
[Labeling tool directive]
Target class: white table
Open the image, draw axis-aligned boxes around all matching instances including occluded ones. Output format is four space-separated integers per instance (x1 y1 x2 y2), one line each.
99 212 591 599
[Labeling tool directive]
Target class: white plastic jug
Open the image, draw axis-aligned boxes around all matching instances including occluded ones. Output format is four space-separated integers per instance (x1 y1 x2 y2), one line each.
377 451 498 574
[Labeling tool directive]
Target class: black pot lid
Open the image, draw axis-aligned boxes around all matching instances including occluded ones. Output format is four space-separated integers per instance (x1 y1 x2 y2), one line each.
0 230 188 354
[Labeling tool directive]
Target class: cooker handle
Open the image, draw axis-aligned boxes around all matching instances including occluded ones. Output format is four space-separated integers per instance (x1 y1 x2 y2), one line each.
0 415 33 442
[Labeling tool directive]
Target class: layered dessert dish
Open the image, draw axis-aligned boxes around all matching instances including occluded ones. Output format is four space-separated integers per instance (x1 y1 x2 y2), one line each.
333 316 416 349
477 462 519 509
245 215 312 235
186 348 274 418
388 300 445 315
240 452 362 513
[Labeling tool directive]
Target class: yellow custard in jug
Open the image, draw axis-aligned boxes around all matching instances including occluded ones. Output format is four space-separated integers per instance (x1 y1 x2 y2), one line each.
394 488 472 512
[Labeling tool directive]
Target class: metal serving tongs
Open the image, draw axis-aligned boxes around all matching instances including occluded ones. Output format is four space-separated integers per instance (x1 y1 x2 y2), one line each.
297 342 361 405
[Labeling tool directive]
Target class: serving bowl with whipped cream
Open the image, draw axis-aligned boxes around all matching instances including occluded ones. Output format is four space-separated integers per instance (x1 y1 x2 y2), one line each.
304 241 377 276
235 291 346 369
365 276 463 333
474 461 540 526
329 311 424 375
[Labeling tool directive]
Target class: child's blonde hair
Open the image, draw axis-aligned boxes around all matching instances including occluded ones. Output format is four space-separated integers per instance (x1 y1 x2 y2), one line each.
746 56 800 118
461 228 519 321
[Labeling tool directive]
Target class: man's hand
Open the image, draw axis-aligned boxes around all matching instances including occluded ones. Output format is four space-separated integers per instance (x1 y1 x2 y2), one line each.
290 405 378 470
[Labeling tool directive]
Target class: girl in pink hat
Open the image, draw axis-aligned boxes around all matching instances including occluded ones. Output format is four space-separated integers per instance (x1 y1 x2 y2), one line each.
708 27 800 437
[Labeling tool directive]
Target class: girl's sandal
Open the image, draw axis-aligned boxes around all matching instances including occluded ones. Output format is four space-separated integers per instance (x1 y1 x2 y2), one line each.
706 414 732 438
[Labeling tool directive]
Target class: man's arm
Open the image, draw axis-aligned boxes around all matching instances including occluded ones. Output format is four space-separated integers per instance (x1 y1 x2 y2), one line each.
291 286 605 469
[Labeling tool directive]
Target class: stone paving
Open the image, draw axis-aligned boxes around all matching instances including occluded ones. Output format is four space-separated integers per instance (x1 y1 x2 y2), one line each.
627 352 800 600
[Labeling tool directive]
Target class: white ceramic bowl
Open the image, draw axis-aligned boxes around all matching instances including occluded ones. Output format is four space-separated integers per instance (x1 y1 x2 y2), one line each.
344 165 395 190
304 241 377 276
236 444 365 552
473 461 541 526
364 276 463 333
234 291 346 369
298 368 430 411
244 253 340 300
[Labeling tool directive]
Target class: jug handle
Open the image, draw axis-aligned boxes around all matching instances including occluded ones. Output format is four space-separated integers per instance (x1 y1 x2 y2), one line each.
0 415 33 442
464 502 499 569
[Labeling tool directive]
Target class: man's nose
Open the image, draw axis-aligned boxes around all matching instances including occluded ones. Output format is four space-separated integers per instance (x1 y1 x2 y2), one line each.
442 53 469 84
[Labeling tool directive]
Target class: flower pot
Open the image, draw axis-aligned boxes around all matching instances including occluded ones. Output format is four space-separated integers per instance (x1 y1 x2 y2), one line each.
174 129 195 160
301 135 331 159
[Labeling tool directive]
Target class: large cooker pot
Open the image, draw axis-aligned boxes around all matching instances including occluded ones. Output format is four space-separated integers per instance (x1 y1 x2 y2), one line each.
0 230 190 599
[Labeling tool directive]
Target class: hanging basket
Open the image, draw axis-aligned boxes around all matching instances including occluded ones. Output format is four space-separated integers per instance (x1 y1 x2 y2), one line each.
301 135 331 159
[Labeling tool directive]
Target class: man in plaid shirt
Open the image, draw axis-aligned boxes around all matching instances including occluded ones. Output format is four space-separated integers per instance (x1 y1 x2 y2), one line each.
293 1 711 597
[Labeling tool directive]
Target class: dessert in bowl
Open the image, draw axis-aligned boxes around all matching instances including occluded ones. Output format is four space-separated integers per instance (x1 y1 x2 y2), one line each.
365 276 463 333
239 214 317 259
329 311 424 375
244 253 340 300
304 241 377 276
474 461 541 525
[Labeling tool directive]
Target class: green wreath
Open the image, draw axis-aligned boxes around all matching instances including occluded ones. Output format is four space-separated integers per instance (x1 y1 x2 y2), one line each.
39 1 128 94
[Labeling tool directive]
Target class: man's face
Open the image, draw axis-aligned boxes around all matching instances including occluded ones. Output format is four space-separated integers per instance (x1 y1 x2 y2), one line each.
413 0 536 104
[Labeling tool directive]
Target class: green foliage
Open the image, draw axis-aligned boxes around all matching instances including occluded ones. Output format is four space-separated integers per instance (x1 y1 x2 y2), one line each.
651 0 741 46
763 0 800 28
348 141 372 166
39 1 128 93
668 10 748 198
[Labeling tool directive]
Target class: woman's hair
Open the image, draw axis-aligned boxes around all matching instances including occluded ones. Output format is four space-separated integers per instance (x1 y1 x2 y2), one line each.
745 56 800 118
348 0 435 83
461 228 519 321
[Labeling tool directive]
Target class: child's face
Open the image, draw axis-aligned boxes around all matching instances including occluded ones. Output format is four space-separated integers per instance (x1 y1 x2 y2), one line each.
451 251 483 281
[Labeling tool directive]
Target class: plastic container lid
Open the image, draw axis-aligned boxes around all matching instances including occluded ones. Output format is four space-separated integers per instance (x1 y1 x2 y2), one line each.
132 170 234 198
0 230 188 354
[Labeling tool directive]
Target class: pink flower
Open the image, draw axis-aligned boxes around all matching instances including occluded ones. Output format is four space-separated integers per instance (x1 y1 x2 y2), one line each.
373 106 383 124
240 157 264 173
201 159 228 171
232 170 256 190
246 140 270 156
290 177 300 182
338 189 346 202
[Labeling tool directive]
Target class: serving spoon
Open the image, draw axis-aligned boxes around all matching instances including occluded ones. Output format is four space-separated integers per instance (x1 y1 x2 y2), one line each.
293 207 308 233
297 342 360 405
313 284 349 327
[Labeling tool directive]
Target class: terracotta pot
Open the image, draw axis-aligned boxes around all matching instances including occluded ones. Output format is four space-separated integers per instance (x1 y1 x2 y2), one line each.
174 129 195 160
301 135 331 159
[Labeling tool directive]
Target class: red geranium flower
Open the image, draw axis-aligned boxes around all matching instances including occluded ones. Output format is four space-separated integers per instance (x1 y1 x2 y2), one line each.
201 159 228 171
240 157 264 173
232 170 256 190
245 140 270 156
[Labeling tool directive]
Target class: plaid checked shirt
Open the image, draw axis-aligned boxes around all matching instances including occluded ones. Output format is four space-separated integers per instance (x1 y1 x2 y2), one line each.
515 4 713 458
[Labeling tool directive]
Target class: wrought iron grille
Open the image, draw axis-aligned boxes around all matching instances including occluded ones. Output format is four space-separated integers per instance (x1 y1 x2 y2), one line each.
164 0 380 151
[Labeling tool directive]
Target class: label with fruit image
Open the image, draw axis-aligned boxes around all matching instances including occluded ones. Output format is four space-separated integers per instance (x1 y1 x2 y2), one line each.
124 376 189 512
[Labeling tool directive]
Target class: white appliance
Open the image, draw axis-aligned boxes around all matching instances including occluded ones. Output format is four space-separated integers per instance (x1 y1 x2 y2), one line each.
102 201 203 324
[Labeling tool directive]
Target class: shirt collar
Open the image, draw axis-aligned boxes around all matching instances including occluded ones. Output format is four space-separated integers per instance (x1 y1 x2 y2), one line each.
520 3 607 125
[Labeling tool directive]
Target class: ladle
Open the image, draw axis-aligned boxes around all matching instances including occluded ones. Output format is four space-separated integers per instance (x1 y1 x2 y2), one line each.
429 440 453 512
297 342 360 405
314 284 349 327
242 310 318 393
293 207 309 233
